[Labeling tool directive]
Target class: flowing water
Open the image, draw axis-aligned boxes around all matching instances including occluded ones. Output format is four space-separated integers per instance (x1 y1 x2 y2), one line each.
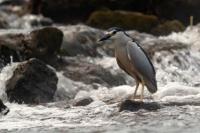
1 25 200 133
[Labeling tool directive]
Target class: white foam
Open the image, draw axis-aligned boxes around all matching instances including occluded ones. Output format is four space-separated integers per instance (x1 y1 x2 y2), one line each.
55 72 94 101
0 102 117 130
159 25 200 50
154 82 200 103
0 63 19 101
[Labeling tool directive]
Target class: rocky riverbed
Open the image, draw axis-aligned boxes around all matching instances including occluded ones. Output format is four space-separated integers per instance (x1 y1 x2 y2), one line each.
0 24 200 132
0 1 200 133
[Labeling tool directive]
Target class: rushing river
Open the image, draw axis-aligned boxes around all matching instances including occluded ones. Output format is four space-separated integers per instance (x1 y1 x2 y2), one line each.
1 25 200 133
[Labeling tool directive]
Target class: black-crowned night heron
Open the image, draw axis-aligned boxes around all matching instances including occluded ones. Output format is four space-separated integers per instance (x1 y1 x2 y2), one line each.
99 27 157 101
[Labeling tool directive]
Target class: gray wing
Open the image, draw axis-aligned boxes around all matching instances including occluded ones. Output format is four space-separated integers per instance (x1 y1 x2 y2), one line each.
126 41 157 93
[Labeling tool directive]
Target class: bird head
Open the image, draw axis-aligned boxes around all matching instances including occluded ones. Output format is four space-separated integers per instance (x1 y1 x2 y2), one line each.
98 27 125 42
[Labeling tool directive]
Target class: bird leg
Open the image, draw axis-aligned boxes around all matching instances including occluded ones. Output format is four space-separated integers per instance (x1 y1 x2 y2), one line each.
140 80 145 101
133 82 139 100
127 82 139 101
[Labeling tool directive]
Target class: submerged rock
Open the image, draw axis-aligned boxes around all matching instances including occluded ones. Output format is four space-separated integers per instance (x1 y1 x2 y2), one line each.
0 99 9 115
6 58 58 104
73 97 93 106
119 100 161 112
0 27 63 66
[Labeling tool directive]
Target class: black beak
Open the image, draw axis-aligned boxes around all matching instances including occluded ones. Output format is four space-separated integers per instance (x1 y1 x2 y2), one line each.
98 34 111 42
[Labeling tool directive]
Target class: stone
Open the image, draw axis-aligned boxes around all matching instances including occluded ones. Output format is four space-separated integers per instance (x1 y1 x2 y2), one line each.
6 58 58 104
87 10 159 32
0 99 9 115
119 100 161 112
0 27 63 66
151 20 185 36
73 97 93 106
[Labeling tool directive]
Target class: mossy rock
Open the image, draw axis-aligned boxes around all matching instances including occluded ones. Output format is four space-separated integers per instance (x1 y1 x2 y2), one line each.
87 10 159 32
151 20 185 36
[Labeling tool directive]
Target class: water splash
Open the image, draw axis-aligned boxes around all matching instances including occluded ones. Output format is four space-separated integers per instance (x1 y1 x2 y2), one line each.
0 63 19 101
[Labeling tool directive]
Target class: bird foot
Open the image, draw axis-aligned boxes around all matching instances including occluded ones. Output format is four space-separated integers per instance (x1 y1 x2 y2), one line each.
127 95 143 102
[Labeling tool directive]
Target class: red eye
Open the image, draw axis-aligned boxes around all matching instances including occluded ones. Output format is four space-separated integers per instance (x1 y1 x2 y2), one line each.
113 31 117 34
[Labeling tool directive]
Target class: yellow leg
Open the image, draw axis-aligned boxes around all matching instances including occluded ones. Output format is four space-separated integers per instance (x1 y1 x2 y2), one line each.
133 82 139 100
140 80 145 101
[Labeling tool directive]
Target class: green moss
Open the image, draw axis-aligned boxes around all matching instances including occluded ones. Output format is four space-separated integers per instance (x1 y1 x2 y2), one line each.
151 20 185 36
87 10 159 32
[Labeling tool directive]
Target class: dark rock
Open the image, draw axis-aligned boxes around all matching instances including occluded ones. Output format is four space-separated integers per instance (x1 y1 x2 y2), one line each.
73 97 93 106
87 10 159 32
119 100 161 112
0 99 9 115
0 17 8 28
0 27 63 66
61 57 126 87
0 58 5 70
6 58 58 104
28 27 63 59
151 20 185 36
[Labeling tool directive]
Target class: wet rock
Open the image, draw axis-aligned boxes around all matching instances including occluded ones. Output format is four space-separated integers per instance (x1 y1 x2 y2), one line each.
28 27 63 60
59 25 103 57
0 58 5 70
73 97 93 106
0 17 8 28
61 57 126 87
6 58 58 104
0 27 63 66
119 100 161 112
87 10 159 32
151 20 185 36
0 99 9 115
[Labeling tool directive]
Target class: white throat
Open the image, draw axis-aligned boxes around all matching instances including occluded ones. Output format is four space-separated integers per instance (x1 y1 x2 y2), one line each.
111 32 132 47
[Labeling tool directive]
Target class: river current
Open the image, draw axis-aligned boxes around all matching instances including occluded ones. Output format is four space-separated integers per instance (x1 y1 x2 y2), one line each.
0 25 200 133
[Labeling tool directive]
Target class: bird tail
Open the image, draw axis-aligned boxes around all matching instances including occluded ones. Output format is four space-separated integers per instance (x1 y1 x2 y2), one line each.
145 79 157 94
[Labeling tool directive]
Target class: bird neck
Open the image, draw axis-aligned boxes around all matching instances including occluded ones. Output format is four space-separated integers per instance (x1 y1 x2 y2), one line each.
113 31 132 47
